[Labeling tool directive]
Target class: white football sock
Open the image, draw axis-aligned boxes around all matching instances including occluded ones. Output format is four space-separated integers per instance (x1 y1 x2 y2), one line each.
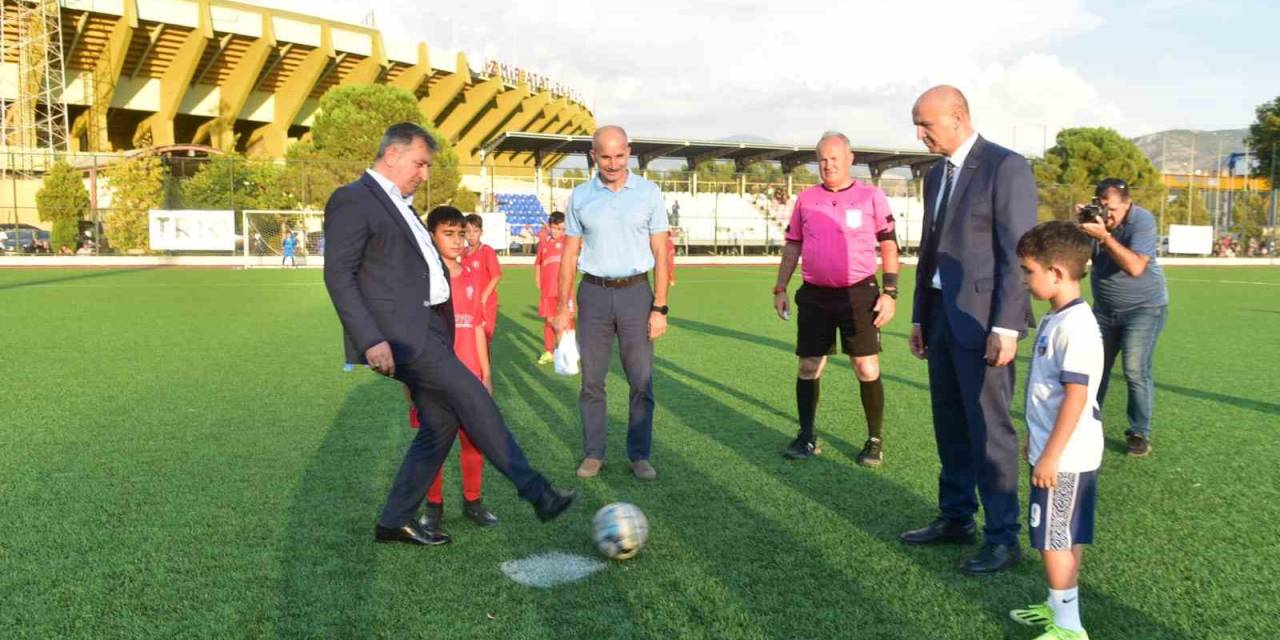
1049 587 1083 631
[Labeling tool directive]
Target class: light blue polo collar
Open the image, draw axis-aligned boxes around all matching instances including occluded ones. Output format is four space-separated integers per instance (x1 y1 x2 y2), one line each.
592 171 638 191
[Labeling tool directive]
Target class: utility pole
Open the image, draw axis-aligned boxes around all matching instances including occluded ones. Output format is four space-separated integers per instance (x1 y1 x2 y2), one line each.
1270 141 1277 247
1160 133 1167 235
1187 134 1196 225
1214 137 1223 234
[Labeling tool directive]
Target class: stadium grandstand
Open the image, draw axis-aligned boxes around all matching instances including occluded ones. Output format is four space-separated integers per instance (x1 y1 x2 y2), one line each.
0 0 939 256
0 0 593 229
479 132 937 253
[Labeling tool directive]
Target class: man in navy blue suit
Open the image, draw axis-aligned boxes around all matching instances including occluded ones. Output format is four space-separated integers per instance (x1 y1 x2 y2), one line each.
899 86 1037 575
323 123 577 547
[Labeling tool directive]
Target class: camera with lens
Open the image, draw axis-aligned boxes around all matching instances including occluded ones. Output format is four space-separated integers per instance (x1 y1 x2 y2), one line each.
1078 198 1106 224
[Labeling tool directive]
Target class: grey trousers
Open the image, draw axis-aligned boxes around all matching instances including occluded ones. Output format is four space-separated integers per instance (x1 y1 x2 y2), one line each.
576 279 655 462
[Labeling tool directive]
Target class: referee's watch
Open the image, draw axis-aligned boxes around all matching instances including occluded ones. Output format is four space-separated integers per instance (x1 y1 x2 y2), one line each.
882 288 899 300
651 305 669 315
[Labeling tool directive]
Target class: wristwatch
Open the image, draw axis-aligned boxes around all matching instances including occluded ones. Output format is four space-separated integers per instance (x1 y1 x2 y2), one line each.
883 288 899 300
651 305 669 315
772 285 787 295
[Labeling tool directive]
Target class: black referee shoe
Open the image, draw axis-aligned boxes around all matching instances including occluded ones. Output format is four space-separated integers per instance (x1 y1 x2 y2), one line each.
784 437 819 460
856 437 883 468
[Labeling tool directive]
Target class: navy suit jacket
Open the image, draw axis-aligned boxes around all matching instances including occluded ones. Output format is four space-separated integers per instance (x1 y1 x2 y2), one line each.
323 172 453 366
911 136 1036 350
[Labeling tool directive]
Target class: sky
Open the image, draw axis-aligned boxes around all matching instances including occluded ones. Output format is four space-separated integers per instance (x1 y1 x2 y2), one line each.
265 0 1280 157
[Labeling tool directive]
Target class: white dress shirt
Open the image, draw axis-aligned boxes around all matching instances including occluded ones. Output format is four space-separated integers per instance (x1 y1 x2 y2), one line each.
920 132 1016 337
931 131 978 291
365 169 450 305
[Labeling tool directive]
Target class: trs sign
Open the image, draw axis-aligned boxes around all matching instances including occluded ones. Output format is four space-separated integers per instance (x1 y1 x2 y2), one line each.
149 210 236 251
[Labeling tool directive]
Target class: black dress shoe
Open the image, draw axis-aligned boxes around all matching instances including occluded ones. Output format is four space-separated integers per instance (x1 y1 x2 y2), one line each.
374 521 451 546
533 486 578 522
962 543 1023 575
463 500 499 527
899 517 978 545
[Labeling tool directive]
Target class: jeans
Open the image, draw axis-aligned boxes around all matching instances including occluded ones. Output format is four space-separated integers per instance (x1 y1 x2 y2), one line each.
1094 304 1167 439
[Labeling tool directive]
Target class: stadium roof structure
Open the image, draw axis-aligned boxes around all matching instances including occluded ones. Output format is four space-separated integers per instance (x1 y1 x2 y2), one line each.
481 131 941 178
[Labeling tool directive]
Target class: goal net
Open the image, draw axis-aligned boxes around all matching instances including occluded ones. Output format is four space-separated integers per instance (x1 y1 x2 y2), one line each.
242 210 325 268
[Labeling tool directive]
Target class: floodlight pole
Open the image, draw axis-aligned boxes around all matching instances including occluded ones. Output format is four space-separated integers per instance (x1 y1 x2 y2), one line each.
1270 141 1277 233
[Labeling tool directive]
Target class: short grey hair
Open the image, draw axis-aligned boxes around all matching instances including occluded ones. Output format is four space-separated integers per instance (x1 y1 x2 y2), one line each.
815 131 853 155
375 122 439 161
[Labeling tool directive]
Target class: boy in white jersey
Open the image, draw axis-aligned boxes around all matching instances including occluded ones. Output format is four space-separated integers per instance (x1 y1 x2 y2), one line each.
1009 221 1104 640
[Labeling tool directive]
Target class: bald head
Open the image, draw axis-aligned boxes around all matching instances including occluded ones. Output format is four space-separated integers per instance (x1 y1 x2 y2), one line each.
915 85 969 118
590 125 631 189
912 85 974 157
592 125 629 150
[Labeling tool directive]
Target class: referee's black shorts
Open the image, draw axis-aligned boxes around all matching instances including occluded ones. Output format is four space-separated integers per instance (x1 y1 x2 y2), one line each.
795 276 881 358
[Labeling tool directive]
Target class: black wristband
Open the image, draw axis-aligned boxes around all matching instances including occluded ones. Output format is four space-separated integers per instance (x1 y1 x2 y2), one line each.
882 272 899 289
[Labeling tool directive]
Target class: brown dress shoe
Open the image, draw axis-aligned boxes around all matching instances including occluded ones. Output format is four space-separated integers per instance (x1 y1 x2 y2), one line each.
630 460 657 481
577 458 603 478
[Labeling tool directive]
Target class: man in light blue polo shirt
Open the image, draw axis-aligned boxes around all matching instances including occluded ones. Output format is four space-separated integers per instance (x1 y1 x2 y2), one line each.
553 125 671 481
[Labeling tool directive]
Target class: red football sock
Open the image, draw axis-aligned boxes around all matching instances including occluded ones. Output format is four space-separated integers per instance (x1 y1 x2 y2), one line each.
459 429 484 502
426 466 445 504
408 405 420 429
544 323 556 352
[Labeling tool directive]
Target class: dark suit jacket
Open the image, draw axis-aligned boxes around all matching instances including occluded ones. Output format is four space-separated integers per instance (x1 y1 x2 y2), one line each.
911 136 1036 350
323 171 453 365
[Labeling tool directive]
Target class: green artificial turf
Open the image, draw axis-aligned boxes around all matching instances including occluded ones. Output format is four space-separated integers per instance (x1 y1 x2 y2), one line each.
0 265 1276 639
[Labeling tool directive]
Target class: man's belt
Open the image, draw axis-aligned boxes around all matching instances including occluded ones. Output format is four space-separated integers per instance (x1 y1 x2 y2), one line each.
582 272 647 289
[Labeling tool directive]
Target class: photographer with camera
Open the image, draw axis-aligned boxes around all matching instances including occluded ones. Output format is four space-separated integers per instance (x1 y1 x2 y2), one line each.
1076 178 1168 457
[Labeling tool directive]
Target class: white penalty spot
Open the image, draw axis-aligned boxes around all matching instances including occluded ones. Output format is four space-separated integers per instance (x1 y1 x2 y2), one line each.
500 552 607 588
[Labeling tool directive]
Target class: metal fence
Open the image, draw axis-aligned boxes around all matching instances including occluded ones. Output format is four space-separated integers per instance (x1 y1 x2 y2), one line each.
3 150 1275 258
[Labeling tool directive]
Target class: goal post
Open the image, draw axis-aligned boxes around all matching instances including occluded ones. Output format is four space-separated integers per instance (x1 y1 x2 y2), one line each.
242 210 325 268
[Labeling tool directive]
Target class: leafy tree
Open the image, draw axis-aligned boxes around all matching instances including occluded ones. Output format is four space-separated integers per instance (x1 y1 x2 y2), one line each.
1167 190 1211 227
103 155 165 253
286 84 460 211
1033 127 1164 221
1231 190 1272 240
182 154 299 212
452 189 479 212
35 161 90 251
1245 96 1280 180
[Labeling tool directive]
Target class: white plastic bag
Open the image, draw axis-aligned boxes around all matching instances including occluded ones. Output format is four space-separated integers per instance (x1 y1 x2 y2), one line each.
554 329 580 376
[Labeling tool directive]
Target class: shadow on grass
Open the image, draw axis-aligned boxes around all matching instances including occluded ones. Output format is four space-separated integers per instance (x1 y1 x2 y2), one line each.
1154 382 1279 417
656 360 1196 639
0 266 162 291
492 322 937 639
670 316 930 393
274 379 398 638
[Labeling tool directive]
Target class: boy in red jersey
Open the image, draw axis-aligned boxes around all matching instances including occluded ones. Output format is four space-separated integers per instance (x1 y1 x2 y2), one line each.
405 207 499 533
463 214 502 343
534 211 568 364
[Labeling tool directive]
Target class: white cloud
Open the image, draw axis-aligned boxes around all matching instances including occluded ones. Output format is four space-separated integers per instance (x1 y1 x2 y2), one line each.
262 0 1143 156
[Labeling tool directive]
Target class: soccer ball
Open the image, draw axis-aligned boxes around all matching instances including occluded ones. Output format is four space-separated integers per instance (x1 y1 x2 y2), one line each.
592 502 648 560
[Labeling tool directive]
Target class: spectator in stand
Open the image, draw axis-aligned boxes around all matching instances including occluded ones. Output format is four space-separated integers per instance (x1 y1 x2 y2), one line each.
667 227 678 287
518 225 537 253
670 200 681 228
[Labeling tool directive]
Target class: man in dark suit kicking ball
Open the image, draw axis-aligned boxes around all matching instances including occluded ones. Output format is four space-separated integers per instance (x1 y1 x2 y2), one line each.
323 122 577 546
900 86 1036 574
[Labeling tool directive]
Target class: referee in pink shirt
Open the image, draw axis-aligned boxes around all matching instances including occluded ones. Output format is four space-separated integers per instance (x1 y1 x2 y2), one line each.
772 131 900 466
